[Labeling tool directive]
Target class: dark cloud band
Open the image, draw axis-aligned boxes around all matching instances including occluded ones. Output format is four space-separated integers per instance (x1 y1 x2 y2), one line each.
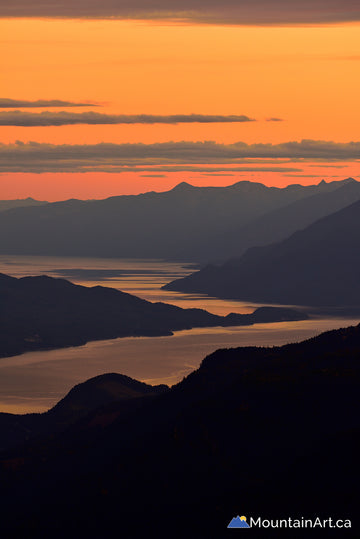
0 140 358 173
0 1 359 24
0 111 255 126
0 99 96 108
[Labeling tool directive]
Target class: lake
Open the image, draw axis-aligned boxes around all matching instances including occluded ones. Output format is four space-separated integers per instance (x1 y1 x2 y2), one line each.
0 255 359 413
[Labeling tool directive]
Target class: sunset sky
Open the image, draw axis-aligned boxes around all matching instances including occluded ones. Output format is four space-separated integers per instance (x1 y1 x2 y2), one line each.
1 1 360 200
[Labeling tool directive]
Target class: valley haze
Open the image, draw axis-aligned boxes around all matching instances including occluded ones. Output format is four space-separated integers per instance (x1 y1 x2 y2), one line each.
0 178 358 263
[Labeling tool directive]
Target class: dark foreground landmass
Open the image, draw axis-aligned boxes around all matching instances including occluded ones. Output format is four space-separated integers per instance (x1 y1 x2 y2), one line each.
0 323 359 537
0 373 168 451
0 272 307 359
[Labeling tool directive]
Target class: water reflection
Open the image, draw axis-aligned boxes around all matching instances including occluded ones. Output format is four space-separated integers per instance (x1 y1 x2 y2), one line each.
0 254 285 315
1 319 359 414
0 255 359 413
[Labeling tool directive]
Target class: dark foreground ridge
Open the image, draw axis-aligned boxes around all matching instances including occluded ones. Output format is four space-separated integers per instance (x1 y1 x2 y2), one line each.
0 323 359 537
0 272 307 358
0 373 168 451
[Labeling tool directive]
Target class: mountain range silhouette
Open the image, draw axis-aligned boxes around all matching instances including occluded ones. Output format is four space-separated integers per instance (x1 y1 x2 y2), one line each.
0 178 357 262
164 196 360 309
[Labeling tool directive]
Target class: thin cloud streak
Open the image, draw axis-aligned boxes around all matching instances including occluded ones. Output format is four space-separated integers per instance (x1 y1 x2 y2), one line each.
0 99 97 108
0 111 255 126
0 0 359 25
0 139 359 173
202 173 236 176
145 166 301 173
0 165 303 174
284 174 327 178
140 174 167 177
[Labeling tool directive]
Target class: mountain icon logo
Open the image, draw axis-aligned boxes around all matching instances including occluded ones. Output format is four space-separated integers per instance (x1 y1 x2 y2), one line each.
228 515 250 528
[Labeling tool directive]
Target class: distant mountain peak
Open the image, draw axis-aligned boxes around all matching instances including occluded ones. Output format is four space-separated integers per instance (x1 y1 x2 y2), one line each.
171 181 194 191
318 177 357 187
343 177 357 183
229 180 268 191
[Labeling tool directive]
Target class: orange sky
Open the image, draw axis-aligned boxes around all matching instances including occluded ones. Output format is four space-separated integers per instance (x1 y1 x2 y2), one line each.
1 18 360 200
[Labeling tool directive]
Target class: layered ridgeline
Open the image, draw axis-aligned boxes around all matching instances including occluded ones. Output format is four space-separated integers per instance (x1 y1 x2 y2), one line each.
0 324 359 536
0 197 47 213
0 178 358 262
0 273 306 358
164 198 360 309
204 176 360 261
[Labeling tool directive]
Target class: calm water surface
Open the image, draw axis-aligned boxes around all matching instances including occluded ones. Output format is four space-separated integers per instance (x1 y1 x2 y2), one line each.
0 255 358 413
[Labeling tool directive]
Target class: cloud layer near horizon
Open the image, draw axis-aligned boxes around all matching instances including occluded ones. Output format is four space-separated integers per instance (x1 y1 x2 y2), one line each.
0 99 96 108
0 0 359 24
0 111 255 126
0 140 359 173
